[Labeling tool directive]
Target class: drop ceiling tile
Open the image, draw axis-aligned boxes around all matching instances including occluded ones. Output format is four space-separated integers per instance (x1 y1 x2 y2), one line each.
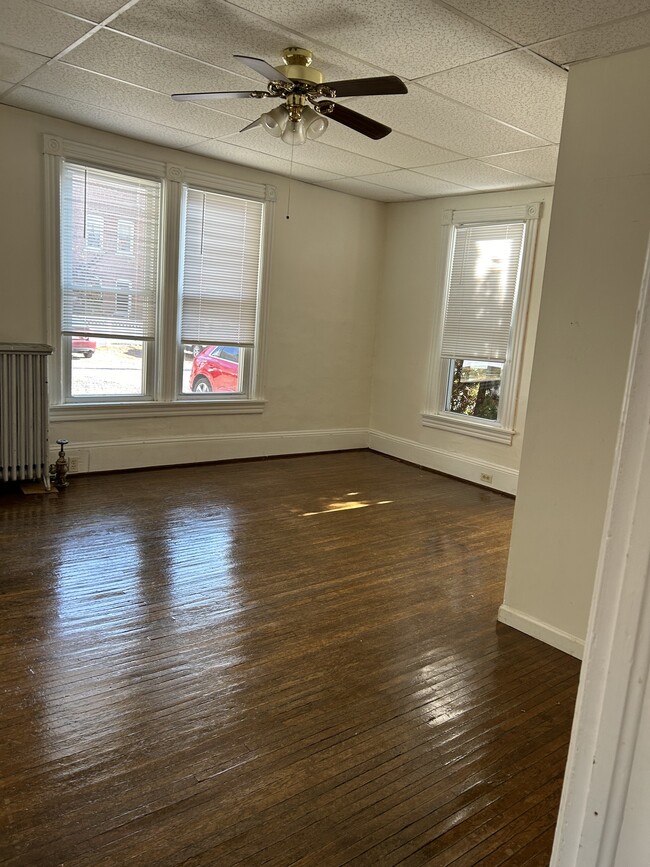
443 0 650 45
348 85 548 157
63 29 266 121
321 177 418 202
25 62 247 138
3 86 207 149
1 0 93 57
186 139 294 175
416 158 538 190
218 127 396 176
281 164 344 184
229 0 514 78
109 0 381 82
292 141 396 177
357 169 472 197
319 125 463 169
481 145 559 183
419 50 566 143
194 139 343 184
37 0 127 22
532 12 650 66
0 44 49 84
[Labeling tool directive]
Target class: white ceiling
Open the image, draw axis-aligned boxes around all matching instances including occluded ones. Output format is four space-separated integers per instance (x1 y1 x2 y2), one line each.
2 0 650 201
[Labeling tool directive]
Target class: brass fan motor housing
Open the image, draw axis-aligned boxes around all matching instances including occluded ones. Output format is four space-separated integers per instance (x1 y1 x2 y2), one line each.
276 47 324 85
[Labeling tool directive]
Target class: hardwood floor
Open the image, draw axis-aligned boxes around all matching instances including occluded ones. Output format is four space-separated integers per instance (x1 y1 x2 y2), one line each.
0 450 580 866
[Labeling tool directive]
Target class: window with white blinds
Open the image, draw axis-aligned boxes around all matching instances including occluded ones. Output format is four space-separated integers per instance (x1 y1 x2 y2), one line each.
422 202 541 442
441 221 526 363
60 162 161 339
179 187 264 346
48 138 273 407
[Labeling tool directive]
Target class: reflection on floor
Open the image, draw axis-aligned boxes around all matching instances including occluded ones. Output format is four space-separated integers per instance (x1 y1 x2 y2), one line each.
0 450 580 865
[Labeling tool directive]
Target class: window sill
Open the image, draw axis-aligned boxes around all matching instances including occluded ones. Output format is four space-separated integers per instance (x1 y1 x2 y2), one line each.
421 412 514 445
50 399 266 422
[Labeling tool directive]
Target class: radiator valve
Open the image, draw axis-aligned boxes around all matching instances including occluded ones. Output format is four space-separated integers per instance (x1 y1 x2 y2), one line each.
49 439 69 490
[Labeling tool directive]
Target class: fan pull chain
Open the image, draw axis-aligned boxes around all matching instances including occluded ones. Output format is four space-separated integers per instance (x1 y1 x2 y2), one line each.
83 169 88 239
286 143 294 220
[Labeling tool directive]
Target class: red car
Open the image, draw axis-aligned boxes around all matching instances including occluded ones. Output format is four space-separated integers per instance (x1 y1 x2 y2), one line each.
71 336 96 357
189 346 240 393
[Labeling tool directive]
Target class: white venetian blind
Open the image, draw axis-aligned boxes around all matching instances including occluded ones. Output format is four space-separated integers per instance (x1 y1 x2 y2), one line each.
60 162 161 339
441 221 526 362
179 187 264 346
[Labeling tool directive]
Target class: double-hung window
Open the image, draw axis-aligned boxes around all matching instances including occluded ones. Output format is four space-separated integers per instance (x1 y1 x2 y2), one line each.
423 203 540 443
60 162 161 399
45 136 273 414
178 187 264 397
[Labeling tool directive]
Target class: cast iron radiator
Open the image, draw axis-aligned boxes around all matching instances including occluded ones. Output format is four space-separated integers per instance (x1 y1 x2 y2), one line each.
0 344 53 487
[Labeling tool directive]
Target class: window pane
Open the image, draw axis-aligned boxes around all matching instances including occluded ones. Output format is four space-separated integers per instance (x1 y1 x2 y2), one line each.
446 359 502 420
179 187 263 346
61 163 160 339
441 222 525 363
71 337 145 397
181 344 242 395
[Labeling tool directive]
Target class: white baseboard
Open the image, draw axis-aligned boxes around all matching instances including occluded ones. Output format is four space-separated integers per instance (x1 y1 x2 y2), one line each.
49 428 368 474
50 426 520 496
498 604 585 659
368 429 518 495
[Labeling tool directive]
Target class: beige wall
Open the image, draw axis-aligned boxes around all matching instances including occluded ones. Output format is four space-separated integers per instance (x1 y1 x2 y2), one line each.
501 45 650 655
369 187 553 493
0 104 385 469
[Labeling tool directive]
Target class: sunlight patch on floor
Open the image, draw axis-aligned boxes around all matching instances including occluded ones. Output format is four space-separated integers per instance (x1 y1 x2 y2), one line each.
302 499 393 516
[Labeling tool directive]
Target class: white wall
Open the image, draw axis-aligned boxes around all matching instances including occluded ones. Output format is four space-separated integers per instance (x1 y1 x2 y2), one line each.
369 187 553 494
501 45 650 658
0 104 385 470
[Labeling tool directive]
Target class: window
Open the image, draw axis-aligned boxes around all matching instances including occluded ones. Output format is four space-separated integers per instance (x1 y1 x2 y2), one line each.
116 220 135 255
45 136 273 415
60 162 160 399
85 215 104 250
423 203 540 443
115 280 133 319
178 186 264 397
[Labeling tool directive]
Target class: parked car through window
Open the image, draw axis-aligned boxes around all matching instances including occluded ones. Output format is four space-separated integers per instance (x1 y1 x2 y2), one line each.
188 346 241 393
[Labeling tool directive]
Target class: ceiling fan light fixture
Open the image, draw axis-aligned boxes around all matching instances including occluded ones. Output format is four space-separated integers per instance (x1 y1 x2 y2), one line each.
172 50 407 144
302 106 329 140
281 117 307 146
260 104 288 137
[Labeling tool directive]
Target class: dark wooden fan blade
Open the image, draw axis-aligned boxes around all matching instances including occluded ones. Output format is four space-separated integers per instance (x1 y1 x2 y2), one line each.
172 90 268 101
320 101 391 139
234 55 292 82
323 75 408 98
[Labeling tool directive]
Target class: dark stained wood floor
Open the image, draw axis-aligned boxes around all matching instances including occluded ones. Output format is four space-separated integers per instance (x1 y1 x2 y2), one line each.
0 450 580 866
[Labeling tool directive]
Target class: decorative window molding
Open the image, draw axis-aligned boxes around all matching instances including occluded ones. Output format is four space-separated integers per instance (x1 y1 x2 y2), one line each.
43 135 275 413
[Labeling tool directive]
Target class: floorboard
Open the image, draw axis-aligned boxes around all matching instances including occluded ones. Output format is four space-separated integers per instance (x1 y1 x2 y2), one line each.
0 451 580 865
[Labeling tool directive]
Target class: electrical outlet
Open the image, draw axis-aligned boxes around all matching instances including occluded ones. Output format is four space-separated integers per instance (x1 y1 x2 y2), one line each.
480 472 493 484
59 449 89 474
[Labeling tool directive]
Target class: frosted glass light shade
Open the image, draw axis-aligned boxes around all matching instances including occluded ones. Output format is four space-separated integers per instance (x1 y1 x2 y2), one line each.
302 106 329 140
281 118 307 146
260 105 288 137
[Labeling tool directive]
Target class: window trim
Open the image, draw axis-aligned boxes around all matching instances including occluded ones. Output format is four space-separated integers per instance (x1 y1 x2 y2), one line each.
421 202 541 445
43 135 275 413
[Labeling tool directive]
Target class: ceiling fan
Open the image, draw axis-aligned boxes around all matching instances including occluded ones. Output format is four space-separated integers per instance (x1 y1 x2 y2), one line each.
172 47 408 146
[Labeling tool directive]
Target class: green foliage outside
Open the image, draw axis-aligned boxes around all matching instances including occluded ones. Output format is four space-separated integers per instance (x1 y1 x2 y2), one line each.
449 359 500 420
